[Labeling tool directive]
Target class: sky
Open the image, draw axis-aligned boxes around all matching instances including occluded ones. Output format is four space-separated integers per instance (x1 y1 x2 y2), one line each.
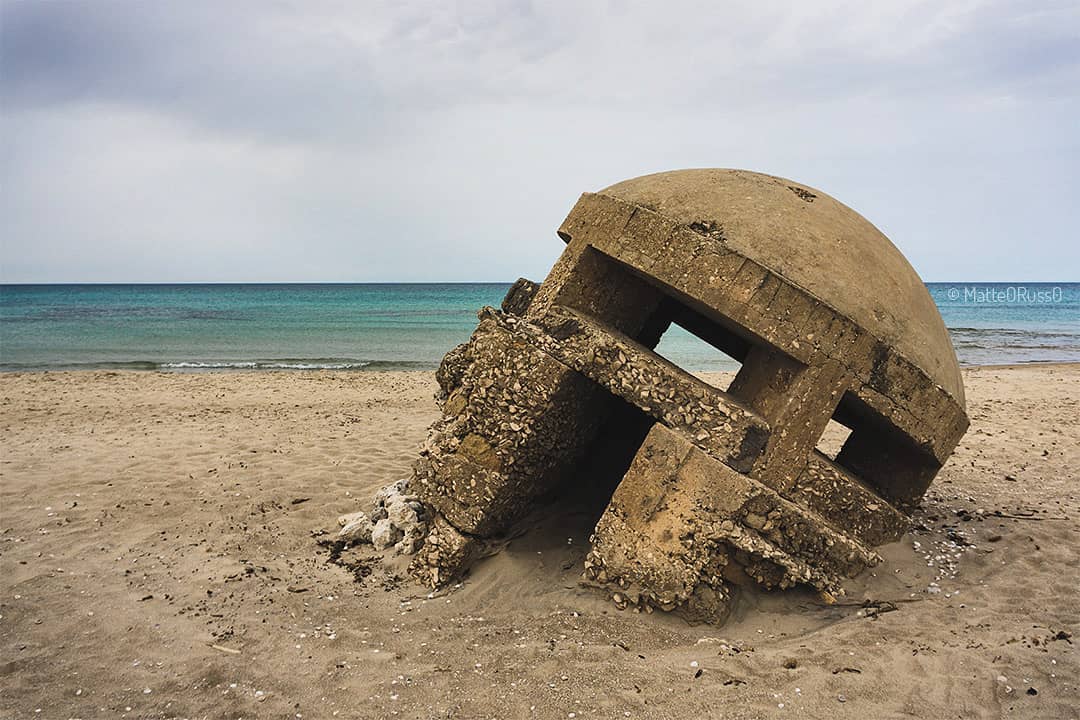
1 0 1077 283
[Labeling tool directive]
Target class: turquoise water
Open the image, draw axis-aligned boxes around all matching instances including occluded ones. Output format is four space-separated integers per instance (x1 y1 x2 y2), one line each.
1 283 1077 371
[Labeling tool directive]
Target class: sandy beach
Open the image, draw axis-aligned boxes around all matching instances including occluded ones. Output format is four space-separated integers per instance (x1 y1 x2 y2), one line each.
1 365 1077 719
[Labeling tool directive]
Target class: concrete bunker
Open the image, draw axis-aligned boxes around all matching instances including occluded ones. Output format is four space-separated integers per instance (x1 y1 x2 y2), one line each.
361 169 970 623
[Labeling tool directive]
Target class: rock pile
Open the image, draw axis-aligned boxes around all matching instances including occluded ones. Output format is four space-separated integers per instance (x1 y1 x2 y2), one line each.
337 479 427 554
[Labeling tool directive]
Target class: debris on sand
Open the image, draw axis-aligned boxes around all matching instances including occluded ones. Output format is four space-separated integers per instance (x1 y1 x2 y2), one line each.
334 480 428 555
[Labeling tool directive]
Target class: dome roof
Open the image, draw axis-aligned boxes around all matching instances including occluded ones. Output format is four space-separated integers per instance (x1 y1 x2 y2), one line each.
599 169 963 405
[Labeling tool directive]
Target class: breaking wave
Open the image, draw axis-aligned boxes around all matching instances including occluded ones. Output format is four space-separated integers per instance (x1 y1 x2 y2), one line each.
0 359 438 372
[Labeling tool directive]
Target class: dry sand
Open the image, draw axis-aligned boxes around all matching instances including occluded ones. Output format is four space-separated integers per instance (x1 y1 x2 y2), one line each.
1 366 1077 719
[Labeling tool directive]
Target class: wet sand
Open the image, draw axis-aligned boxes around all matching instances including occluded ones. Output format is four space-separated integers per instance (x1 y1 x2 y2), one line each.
1 365 1077 719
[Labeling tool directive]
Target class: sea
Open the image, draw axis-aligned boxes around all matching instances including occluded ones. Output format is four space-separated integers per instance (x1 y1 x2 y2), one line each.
1 283 1077 372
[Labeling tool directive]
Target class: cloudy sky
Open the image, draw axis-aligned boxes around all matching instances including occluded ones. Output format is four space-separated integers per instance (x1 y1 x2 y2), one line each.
2 0 1077 282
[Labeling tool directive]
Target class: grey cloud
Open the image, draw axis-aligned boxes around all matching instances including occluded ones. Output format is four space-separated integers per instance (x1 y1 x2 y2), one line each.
1 0 1077 282
7 2 1077 125
1 1 389 142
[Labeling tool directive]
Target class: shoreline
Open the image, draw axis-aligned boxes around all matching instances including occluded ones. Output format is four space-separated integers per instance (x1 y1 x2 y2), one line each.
962 360 1080 370
3 359 1080 375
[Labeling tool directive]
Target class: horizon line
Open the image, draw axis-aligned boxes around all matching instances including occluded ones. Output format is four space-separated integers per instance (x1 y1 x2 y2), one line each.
2 280 1078 287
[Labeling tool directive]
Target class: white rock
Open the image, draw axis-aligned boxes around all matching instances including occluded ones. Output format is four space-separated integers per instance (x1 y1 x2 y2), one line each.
338 511 373 544
356 479 428 554
371 518 403 550
387 498 418 528
338 510 367 527
374 479 410 507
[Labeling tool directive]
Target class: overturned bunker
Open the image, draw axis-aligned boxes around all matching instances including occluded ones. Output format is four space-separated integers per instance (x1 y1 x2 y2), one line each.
388 169 968 622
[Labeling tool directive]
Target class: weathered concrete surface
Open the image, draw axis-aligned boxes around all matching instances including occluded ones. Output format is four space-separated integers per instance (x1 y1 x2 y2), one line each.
597 169 965 405
382 168 969 623
584 423 879 622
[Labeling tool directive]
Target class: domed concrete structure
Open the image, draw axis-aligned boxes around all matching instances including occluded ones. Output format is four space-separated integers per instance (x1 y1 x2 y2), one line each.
369 169 970 623
599 169 964 405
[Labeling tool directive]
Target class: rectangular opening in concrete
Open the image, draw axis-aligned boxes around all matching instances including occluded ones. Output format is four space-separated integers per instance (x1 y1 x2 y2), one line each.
831 391 941 508
522 393 656 562
653 321 743 383
574 394 658 523
650 298 748 390
580 246 764 360
551 244 783 406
